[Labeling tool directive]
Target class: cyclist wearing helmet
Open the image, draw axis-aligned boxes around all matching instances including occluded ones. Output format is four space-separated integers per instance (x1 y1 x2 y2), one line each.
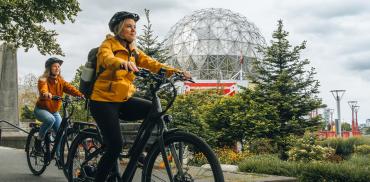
90 11 190 181
34 57 84 154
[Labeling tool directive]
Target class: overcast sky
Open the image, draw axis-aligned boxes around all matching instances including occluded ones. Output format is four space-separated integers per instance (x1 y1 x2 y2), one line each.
17 0 370 125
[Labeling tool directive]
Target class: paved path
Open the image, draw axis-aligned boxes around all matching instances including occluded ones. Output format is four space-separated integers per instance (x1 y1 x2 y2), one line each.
0 146 141 182
0 146 296 182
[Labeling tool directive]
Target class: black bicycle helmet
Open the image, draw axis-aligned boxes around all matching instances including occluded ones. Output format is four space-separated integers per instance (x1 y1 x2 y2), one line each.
108 11 140 32
45 57 63 68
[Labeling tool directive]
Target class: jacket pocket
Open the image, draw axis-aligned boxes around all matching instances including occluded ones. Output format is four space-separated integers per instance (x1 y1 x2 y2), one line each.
111 81 129 98
126 72 135 81
94 80 112 92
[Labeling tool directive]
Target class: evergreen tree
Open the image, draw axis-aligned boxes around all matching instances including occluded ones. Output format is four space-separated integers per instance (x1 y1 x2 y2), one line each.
137 9 170 63
135 9 172 99
69 65 93 122
70 65 83 88
249 20 322 160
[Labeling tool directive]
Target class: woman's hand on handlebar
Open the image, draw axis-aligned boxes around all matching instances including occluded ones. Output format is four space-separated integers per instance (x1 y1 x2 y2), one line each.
42 92 52 99
50 95 85 101
77 95 85 101
120 61 139 72
51 95 62 100
176 71 193 82
182 71 192 80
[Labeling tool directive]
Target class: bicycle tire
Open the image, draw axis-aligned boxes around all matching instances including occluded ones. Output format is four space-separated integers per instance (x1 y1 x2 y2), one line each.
59 127 77 178
67 130 102 182
142 131 224 182
60 127 99 179
25 128 48 176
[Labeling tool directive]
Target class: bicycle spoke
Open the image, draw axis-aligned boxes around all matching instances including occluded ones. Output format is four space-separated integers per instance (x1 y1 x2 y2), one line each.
26 129 48 175
70 133 102 181
143 132 223 182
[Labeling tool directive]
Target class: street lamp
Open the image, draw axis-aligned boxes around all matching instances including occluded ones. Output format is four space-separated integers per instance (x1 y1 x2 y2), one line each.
354 105 360 133
348 101 358 134
331 90 345 137
329 108 334 131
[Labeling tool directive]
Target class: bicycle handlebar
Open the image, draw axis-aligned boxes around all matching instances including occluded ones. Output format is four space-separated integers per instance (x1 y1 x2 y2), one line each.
51 95 84 119
134 68 194 84
134 68 194 115
51 95 84 103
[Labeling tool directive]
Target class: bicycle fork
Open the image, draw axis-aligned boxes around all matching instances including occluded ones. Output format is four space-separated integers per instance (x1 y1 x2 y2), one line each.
158 130 185 182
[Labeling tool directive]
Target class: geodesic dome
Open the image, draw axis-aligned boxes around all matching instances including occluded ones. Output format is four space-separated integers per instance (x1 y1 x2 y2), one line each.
165 8 265 80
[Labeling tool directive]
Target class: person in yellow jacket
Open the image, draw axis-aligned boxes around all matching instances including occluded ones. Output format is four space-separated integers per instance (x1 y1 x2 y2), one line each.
34 57 84 154
89 11 191 181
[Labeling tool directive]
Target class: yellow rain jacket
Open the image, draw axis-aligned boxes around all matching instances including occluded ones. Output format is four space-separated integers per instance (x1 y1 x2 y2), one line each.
90 35 180 102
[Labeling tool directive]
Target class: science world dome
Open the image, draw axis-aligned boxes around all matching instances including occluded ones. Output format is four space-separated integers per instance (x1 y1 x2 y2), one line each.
165 8 266 80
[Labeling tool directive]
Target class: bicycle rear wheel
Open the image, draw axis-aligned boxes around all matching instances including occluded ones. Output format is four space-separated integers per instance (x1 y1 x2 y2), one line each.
25 128 47 176
67 131 102 182
142 131 224 182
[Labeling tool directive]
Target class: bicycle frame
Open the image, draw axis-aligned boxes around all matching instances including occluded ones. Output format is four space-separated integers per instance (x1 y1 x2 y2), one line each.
39 96 77 163
44 117 69 162
78 69 189 182
121 86 167 181
78 84 166 181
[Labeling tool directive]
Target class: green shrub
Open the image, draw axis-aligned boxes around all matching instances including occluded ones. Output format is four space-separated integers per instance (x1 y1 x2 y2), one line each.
238 154 299 177
21 105 35 120
346 154 370 168
288 145 334 162
325 153 343 163
247 138 276 154
318 138 359 159
354 144 370 155
288 136 335 162
239 154 370 182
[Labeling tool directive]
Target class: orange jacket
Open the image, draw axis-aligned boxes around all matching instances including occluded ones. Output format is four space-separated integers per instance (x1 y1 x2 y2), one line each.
90 35 180 102
36 76 83 113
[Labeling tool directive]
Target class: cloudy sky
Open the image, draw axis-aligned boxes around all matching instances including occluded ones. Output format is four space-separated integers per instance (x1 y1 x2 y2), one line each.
17 0 370 124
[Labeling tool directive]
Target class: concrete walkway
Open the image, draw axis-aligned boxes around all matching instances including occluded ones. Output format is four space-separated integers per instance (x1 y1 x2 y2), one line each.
0 145 297 182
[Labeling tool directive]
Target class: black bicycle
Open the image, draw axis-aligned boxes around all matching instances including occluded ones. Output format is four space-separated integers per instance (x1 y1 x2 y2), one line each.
25 95 93 178
67 69 225 182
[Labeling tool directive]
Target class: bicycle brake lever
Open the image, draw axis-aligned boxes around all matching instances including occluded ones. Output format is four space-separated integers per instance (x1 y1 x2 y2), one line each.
187 79 195 83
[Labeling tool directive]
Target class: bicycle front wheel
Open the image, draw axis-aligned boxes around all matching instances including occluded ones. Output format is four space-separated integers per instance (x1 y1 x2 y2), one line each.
59 127 78 178
67 130 102 182
142 131 224 182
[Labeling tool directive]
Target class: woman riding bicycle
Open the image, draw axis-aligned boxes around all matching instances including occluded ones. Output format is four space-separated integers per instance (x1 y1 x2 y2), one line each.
34 57 84 154
89 11 190 181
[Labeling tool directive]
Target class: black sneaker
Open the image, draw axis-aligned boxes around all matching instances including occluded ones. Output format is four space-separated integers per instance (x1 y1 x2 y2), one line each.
34 137 43 154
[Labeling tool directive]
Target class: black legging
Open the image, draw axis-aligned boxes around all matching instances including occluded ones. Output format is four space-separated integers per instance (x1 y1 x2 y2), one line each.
89 97 152 182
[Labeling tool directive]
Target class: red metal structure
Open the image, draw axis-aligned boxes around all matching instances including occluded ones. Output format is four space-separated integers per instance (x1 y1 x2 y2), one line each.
184 82 238 96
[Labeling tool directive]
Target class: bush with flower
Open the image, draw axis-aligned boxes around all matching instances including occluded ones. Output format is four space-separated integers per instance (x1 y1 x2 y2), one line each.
288 135 335 162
